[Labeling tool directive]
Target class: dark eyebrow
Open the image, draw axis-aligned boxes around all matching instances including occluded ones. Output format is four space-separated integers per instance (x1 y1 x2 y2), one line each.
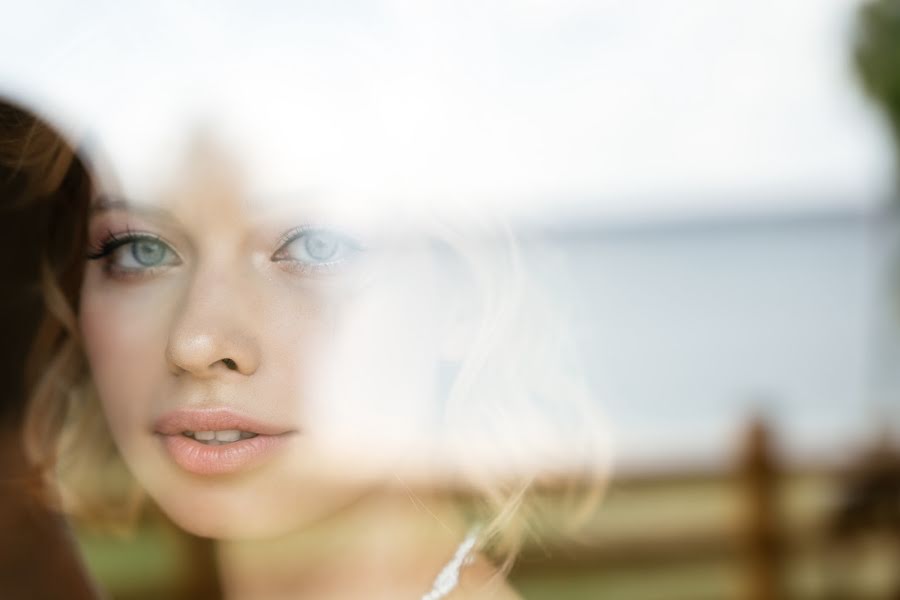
90 194 177 221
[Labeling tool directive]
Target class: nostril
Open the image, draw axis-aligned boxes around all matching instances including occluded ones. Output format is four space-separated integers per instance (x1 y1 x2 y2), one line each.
221 358 238 370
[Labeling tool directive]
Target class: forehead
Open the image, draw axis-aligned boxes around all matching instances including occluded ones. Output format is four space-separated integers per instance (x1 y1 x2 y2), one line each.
96 139 456 250
85 99 395 227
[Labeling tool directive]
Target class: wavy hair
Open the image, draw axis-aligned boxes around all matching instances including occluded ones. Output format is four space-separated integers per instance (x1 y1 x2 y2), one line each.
2 99 142 527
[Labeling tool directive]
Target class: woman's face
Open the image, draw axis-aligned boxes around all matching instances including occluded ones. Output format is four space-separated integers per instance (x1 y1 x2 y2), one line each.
78 137 452 539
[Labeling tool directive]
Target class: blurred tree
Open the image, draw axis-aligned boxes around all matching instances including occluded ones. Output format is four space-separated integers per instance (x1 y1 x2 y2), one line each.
845 6 900 598
856 0 900 186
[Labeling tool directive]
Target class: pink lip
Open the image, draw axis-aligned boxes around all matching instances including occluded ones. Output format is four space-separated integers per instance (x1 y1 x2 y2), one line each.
154 408 294 476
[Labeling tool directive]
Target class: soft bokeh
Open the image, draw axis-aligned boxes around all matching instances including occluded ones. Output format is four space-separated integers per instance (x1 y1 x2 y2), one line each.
3 1 900 599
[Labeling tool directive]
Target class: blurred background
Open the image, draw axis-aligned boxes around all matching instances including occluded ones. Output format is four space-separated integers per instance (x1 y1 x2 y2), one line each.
4 0 900 598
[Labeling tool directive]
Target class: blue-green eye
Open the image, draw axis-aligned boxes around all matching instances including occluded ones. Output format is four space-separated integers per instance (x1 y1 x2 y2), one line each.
129 239 169 266
272 227 362 271
112 237 179 271
87 232 180 273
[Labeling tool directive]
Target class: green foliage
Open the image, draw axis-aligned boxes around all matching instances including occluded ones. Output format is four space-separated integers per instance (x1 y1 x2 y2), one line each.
856 0 900 168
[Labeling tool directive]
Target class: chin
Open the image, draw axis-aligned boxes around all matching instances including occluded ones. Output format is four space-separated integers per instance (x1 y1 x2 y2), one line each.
146 477 368 541
174 514 283 540
147 486 295 540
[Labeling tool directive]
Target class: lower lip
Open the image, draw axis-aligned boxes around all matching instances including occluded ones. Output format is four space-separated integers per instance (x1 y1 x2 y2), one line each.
159 434 290 476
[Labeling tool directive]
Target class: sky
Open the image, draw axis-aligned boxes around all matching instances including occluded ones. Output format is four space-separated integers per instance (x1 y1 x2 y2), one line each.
0 0 895 222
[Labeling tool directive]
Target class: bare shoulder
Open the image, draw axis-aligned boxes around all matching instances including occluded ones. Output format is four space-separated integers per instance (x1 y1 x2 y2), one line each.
448 554 525 600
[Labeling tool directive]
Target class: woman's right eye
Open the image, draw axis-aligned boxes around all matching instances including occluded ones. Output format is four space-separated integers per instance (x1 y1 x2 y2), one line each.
87 233 181 275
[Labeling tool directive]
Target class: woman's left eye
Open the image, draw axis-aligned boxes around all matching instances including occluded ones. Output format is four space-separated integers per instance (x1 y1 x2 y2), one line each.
272 228 362 271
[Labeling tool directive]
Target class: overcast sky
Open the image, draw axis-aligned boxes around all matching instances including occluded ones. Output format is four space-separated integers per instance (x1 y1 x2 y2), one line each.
0 0 894 222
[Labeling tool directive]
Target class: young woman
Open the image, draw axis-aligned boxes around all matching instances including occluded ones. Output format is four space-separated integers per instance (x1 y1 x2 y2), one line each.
11 95 608 600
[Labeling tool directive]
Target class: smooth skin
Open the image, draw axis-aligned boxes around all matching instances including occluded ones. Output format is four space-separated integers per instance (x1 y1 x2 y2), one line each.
79 133 521 599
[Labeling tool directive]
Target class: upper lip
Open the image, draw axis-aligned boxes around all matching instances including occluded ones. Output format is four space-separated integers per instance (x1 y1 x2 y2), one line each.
153 408 293 436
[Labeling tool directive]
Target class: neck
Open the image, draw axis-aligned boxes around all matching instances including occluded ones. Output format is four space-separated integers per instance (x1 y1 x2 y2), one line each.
215 484 473 600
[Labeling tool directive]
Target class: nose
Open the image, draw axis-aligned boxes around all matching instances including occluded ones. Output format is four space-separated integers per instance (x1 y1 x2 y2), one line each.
165 265 261 378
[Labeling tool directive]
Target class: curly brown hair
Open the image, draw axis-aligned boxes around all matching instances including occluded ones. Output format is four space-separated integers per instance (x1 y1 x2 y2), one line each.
2 98 142 527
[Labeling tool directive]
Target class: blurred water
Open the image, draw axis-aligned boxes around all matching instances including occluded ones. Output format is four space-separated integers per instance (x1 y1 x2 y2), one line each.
526 208 896 471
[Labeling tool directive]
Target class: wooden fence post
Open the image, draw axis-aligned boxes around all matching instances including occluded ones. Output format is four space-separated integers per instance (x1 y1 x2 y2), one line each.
737 415 784 600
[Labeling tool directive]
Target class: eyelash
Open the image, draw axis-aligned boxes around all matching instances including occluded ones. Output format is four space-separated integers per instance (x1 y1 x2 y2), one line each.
86 227 156 260
271 225 363 274
86 226 362 279
85 228 179 279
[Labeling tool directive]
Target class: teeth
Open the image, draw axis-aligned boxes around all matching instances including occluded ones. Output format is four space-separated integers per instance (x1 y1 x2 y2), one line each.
215 429 241 443
183 430 258 444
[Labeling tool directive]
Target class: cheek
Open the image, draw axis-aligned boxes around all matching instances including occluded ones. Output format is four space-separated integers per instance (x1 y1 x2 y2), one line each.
300 256 445 459
79 271 173 440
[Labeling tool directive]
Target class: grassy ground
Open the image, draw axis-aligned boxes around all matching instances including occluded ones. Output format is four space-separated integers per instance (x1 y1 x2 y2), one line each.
71 468 893 599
